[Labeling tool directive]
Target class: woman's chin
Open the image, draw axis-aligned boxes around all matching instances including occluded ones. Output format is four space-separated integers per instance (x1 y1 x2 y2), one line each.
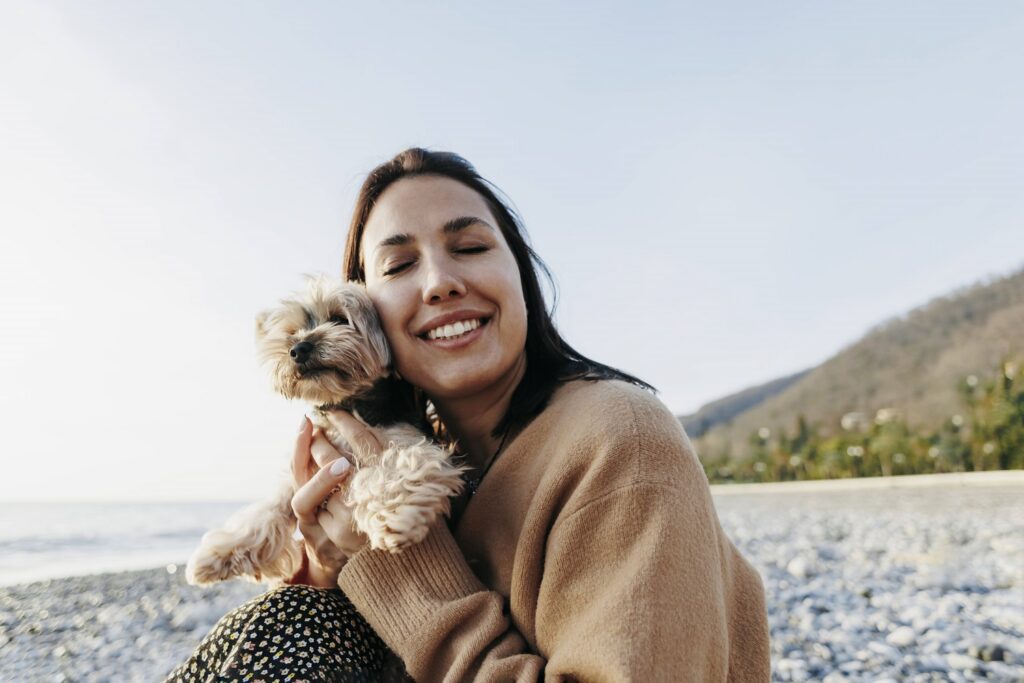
413 366 503 401
421 376 493 401
415 353 526 404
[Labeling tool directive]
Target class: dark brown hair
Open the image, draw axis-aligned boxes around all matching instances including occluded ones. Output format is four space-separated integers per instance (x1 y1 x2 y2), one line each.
342 147 654 440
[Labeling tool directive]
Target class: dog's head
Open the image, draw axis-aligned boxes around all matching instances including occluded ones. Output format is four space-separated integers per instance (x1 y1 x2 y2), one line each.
255 276 391 405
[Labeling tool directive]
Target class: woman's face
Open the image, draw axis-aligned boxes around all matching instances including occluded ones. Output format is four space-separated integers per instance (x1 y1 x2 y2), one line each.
360 175 528 401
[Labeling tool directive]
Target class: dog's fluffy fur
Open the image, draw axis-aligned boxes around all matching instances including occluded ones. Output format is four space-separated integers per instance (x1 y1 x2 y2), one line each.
185 276 465 586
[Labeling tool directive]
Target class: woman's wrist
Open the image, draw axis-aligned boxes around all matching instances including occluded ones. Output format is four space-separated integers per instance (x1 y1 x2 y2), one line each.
307 554 345 588
283 547 312 585
285 547 345 588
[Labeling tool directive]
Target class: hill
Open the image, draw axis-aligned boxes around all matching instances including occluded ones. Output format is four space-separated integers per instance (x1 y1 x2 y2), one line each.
687 265 1024 462
680 369 810 439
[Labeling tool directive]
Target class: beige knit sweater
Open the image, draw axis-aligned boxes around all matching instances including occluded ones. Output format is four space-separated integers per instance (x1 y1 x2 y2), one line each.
337 379 771 682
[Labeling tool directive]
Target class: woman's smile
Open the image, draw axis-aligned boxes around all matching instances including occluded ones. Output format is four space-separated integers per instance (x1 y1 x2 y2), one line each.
417 315 491 348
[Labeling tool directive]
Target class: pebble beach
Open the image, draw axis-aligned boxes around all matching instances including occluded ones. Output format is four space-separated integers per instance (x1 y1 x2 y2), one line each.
2 472 1022 682
715 473 1024 682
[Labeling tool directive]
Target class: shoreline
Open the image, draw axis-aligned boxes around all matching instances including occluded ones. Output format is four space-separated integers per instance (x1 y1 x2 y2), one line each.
2 470 1019 589
710 469 1024 495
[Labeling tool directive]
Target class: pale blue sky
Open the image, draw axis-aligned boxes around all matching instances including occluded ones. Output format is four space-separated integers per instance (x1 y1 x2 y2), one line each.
2 1 1021 501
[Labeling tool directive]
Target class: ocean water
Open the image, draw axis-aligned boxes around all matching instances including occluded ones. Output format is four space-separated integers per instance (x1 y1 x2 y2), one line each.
0 501 256 586
4 479 1021 588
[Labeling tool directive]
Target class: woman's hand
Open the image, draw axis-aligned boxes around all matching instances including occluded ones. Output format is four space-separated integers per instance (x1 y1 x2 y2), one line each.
322 409 386 463
290 416 369 588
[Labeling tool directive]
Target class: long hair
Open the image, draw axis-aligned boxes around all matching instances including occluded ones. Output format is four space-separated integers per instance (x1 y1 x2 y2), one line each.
342 148 654 440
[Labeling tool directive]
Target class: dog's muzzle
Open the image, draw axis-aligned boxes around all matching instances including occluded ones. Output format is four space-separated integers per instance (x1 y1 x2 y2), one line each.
290 341 314 364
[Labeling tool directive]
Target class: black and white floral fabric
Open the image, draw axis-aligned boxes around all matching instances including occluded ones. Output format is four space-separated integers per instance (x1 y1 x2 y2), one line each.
165 584 403 682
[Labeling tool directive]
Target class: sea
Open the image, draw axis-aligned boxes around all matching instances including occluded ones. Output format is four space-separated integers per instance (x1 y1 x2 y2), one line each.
0 501 256 586
3 474 1022 587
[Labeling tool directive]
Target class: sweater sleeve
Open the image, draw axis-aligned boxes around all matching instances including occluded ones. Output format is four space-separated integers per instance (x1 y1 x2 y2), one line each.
337 521 545 681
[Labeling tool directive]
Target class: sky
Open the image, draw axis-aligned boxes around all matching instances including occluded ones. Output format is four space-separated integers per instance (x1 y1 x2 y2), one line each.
1 1 1022 502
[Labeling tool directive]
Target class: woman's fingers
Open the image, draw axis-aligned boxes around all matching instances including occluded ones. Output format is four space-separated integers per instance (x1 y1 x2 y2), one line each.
293 417 350 483
292 416 315 487
311 428 347 469
324 409 384 459
292 444 352 518
291 453 353 525
288 415 367 584
291 449 365 562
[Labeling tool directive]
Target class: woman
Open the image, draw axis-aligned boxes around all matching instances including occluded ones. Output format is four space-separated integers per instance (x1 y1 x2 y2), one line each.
169 148 771 682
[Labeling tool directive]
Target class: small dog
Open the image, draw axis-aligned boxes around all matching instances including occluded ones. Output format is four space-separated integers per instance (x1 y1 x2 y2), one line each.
186 276 466 585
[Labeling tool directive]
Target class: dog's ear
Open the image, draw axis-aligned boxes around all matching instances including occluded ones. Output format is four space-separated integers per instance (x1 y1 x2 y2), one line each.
255 309 270 339
364 319 392 372
338 283 391 369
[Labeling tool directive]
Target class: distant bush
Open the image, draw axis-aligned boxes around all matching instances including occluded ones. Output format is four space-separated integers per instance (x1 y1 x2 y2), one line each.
702 358 1024 483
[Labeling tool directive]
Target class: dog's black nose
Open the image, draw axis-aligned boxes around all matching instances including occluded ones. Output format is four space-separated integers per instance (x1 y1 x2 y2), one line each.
290 341 314 364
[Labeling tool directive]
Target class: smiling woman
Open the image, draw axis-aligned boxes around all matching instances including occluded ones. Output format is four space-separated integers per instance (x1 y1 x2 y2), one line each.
168 148 770 682
359 175 530 429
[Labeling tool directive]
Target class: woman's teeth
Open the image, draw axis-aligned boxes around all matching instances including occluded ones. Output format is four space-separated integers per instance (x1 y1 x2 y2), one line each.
426 318 482 340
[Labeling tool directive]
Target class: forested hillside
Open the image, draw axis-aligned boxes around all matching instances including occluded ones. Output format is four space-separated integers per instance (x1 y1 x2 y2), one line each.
685 266 1024 477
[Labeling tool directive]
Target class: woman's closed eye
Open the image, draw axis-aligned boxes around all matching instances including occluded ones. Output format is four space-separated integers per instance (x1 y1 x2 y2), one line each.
382 246 489 277
383 261 413 277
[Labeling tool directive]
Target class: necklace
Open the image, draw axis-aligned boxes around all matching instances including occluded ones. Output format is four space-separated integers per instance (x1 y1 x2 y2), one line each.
446 426 514 529
462 426 513 498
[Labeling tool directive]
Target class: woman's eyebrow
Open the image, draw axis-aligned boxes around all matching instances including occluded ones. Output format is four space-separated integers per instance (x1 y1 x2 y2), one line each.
442 215 494 235
376 233 412 249
373 216 494 252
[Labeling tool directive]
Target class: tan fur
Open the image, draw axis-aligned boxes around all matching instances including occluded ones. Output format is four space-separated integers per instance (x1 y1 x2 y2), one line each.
186 276 465 586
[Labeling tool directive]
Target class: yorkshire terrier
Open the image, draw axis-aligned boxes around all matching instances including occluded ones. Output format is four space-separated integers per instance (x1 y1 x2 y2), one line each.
185 276 466 586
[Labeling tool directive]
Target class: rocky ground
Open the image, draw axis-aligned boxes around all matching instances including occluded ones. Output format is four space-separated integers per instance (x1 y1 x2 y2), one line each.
1 480 1022 681
0 565 263 681
716 482 1024 682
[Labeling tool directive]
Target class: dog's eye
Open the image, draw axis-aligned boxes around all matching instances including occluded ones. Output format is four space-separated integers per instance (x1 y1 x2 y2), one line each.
328 315 349 326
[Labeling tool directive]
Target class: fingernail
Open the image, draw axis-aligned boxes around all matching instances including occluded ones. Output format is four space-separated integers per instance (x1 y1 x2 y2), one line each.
330 458 351 476
298 416 309 433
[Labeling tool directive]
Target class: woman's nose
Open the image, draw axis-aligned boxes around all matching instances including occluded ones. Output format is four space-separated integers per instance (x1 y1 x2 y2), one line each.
421 258 466 303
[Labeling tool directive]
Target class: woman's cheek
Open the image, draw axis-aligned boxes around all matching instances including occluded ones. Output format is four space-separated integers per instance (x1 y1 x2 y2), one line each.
366 290 410 367
383 317 414 371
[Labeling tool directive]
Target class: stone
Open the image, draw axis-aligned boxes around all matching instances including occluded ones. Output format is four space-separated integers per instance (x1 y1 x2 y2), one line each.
979 644 1006 662
787 556 813 579
776 657 807 672
867 641 900 660
946 653 978 671
839 660 864 673
886 626 916 648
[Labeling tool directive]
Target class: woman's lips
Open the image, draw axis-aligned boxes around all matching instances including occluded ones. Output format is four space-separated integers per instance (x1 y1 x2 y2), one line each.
418 317 490 350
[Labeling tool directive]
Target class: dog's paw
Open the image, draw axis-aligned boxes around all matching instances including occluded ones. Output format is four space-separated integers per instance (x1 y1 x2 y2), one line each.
185 546 247 585
344 436 468 552
361 503 440 552
184 526 304 586
348 471 463 552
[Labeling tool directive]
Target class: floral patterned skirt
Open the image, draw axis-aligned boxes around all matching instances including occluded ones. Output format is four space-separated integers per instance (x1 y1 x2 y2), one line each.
165 584 407 682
